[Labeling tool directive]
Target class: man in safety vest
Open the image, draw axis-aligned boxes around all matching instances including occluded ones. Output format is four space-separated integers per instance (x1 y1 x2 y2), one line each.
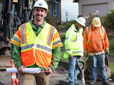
64 17 86 85
83 17 110 85
10 0 62 85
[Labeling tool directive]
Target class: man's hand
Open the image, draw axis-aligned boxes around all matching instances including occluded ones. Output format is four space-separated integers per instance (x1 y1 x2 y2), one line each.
69 54 73 59
45 67 53 74
81 56 83 59
18 65 26 74
105 48 109 54
84 51 88 57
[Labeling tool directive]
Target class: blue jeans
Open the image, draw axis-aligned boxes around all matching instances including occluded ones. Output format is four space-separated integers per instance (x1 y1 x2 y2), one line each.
89 54 107 82
68 56 80 85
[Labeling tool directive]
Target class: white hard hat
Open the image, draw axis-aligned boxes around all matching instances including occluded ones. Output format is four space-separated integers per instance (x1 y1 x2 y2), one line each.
33 0 48 11
92 17 101 27
75 17 86 26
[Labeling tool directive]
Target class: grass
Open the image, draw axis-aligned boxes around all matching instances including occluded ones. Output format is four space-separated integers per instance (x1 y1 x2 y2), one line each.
108 38 114 72
57 24 66 28
57 24 66 30
109 39 114 56
109 62 114 72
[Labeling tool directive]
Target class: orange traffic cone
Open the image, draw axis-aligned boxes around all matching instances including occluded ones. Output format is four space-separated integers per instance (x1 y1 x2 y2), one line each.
10 60 19 85
15 78 19 85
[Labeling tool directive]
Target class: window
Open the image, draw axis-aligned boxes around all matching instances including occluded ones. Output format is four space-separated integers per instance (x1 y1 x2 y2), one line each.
53 3 57 16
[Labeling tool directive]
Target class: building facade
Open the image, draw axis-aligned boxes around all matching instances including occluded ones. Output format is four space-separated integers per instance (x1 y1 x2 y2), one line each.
73 0 114 17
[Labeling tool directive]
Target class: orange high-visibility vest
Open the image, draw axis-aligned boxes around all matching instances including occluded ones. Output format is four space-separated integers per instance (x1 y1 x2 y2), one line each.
11 22 62 68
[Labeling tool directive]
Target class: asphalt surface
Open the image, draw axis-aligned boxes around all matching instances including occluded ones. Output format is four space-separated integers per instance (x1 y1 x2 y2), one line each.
0 61 114 85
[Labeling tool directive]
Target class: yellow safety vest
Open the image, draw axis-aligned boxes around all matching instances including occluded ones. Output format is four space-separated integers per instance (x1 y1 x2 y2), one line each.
11 22 62 68
64 24 83 58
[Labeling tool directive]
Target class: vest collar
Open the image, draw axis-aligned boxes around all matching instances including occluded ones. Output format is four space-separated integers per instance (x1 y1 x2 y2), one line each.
71 24 83 32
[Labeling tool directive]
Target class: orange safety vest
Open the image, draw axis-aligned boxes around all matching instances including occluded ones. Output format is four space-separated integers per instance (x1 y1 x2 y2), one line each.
87 26 105 49
11 22 62 68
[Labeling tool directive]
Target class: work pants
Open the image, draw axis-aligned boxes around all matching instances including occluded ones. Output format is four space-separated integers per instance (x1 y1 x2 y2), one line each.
89 54 107 82
18 70 50 85
68 56 80 85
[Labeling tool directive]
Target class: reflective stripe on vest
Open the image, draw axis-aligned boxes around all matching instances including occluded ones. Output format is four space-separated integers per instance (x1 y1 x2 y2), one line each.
100 27 104 42
21 24 26 44
12 36 20 44
47 26 54 46
53 39 62 46
21 44 52 53
65 49 71 51
72 51 83 53
65 37 83 42
65 49 83 54
87 26 91 43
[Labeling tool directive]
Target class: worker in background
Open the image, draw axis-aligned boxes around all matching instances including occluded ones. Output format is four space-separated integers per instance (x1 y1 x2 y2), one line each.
83 17 110 85
64 17 86 85
10 0 62 85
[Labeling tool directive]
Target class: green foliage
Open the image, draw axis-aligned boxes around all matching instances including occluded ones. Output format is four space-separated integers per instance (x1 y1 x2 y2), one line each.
65 20 76 30
57 24 66 30
109 39 114 56
102 9 114 31
45 11 58 28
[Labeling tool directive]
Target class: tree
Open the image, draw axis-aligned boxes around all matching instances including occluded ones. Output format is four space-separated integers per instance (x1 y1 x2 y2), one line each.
102 9 114 31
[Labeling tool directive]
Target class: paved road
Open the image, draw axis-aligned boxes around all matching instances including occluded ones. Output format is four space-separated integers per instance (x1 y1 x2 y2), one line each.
0 61 114 85
108 56 114 63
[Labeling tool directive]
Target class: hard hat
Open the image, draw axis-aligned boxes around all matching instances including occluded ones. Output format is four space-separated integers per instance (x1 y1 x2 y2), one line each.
33 0 48 11
75 17 86 26
92 17 101 27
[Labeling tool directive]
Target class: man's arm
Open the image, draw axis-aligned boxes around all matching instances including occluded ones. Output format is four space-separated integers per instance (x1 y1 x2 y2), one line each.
49 47 60 72
47 27 62 73
83 27 88 56
12 44 23 68
64 29 72 55
104 29 109 54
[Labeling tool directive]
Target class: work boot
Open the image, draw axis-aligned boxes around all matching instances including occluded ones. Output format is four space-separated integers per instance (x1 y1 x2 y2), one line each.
89 81 96 85
102 81 110 85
